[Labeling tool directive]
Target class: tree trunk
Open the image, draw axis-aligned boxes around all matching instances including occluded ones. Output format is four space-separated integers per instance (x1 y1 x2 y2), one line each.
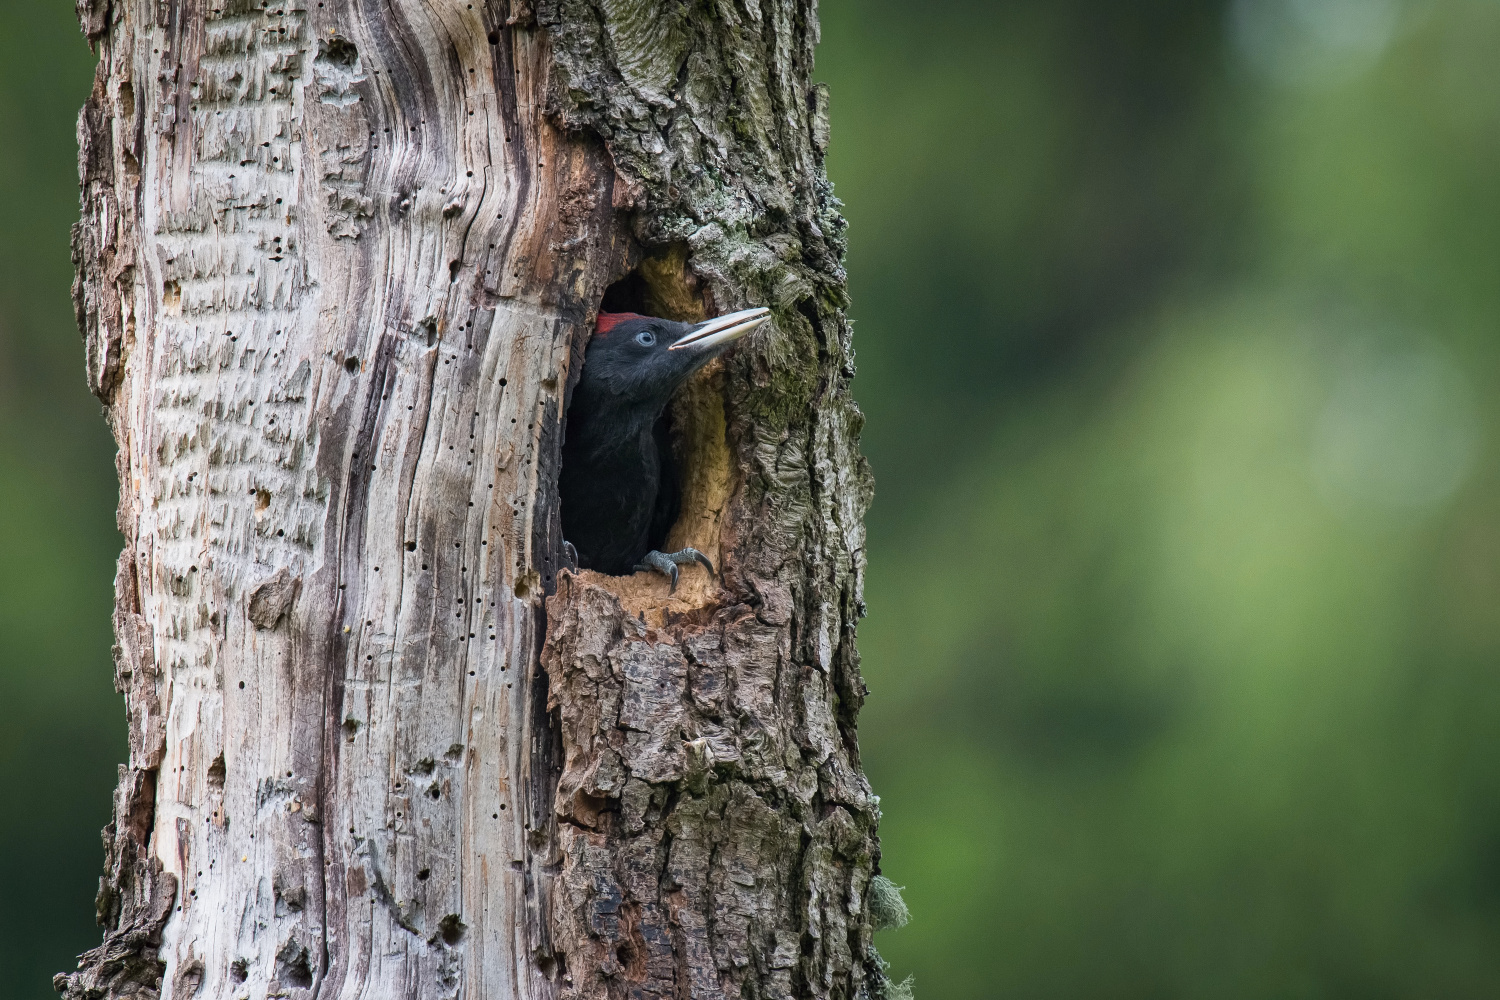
60 2 882 1000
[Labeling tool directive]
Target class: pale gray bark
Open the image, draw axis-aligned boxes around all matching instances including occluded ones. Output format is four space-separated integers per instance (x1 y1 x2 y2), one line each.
61 2 883 1000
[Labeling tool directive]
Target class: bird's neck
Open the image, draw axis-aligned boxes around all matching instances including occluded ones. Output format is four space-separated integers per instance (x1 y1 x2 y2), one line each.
566 382 665 453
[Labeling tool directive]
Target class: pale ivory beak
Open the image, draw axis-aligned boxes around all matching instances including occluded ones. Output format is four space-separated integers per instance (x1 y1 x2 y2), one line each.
668 306 771 351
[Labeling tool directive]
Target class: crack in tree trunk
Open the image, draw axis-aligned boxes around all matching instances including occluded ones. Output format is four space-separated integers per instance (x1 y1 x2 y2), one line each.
61 2 884 999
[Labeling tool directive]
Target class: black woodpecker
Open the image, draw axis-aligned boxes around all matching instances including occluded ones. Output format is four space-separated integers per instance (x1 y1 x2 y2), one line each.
559 306 770 591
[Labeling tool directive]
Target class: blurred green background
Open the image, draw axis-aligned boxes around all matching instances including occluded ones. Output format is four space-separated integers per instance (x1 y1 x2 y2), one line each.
6 0 1500 996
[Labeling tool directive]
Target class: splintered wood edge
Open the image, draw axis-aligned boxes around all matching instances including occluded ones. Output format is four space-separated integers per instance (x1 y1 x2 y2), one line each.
561 567 721 626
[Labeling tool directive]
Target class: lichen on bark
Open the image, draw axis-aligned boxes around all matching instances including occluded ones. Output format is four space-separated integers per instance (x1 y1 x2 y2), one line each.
540 2 884 998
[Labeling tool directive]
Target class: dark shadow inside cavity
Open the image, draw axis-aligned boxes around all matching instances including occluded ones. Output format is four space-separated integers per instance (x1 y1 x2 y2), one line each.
598 269 651 314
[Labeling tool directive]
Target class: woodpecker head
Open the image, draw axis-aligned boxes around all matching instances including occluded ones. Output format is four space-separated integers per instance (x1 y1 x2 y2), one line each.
579 307 770 409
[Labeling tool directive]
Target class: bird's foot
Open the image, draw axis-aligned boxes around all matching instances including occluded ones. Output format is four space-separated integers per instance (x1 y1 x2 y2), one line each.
562 540 579 572
634 548 715 594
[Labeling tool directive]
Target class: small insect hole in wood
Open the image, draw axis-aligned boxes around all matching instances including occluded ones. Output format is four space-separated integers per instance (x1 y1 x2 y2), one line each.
437 914 466 946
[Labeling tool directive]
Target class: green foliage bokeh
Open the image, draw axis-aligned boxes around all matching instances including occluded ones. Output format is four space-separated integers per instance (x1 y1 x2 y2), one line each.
6 1 1500 997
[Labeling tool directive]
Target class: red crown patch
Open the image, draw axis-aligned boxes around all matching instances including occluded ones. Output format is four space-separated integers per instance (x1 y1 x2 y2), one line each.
594 312 647 336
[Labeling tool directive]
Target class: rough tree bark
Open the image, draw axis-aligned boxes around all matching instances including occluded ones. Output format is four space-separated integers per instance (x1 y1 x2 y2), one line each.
60 2 884 999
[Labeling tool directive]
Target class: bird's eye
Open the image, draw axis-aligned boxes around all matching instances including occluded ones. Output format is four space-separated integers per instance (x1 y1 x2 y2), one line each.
634 330 656 347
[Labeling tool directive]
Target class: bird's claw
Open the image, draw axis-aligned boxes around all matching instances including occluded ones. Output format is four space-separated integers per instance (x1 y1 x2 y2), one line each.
562 540 579 572
633 548 716 594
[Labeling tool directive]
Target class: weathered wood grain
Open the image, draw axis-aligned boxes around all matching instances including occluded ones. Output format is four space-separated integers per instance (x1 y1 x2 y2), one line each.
62 1 883 999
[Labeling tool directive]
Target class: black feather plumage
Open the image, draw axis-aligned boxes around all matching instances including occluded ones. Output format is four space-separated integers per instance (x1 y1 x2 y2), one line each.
559 313 704 575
